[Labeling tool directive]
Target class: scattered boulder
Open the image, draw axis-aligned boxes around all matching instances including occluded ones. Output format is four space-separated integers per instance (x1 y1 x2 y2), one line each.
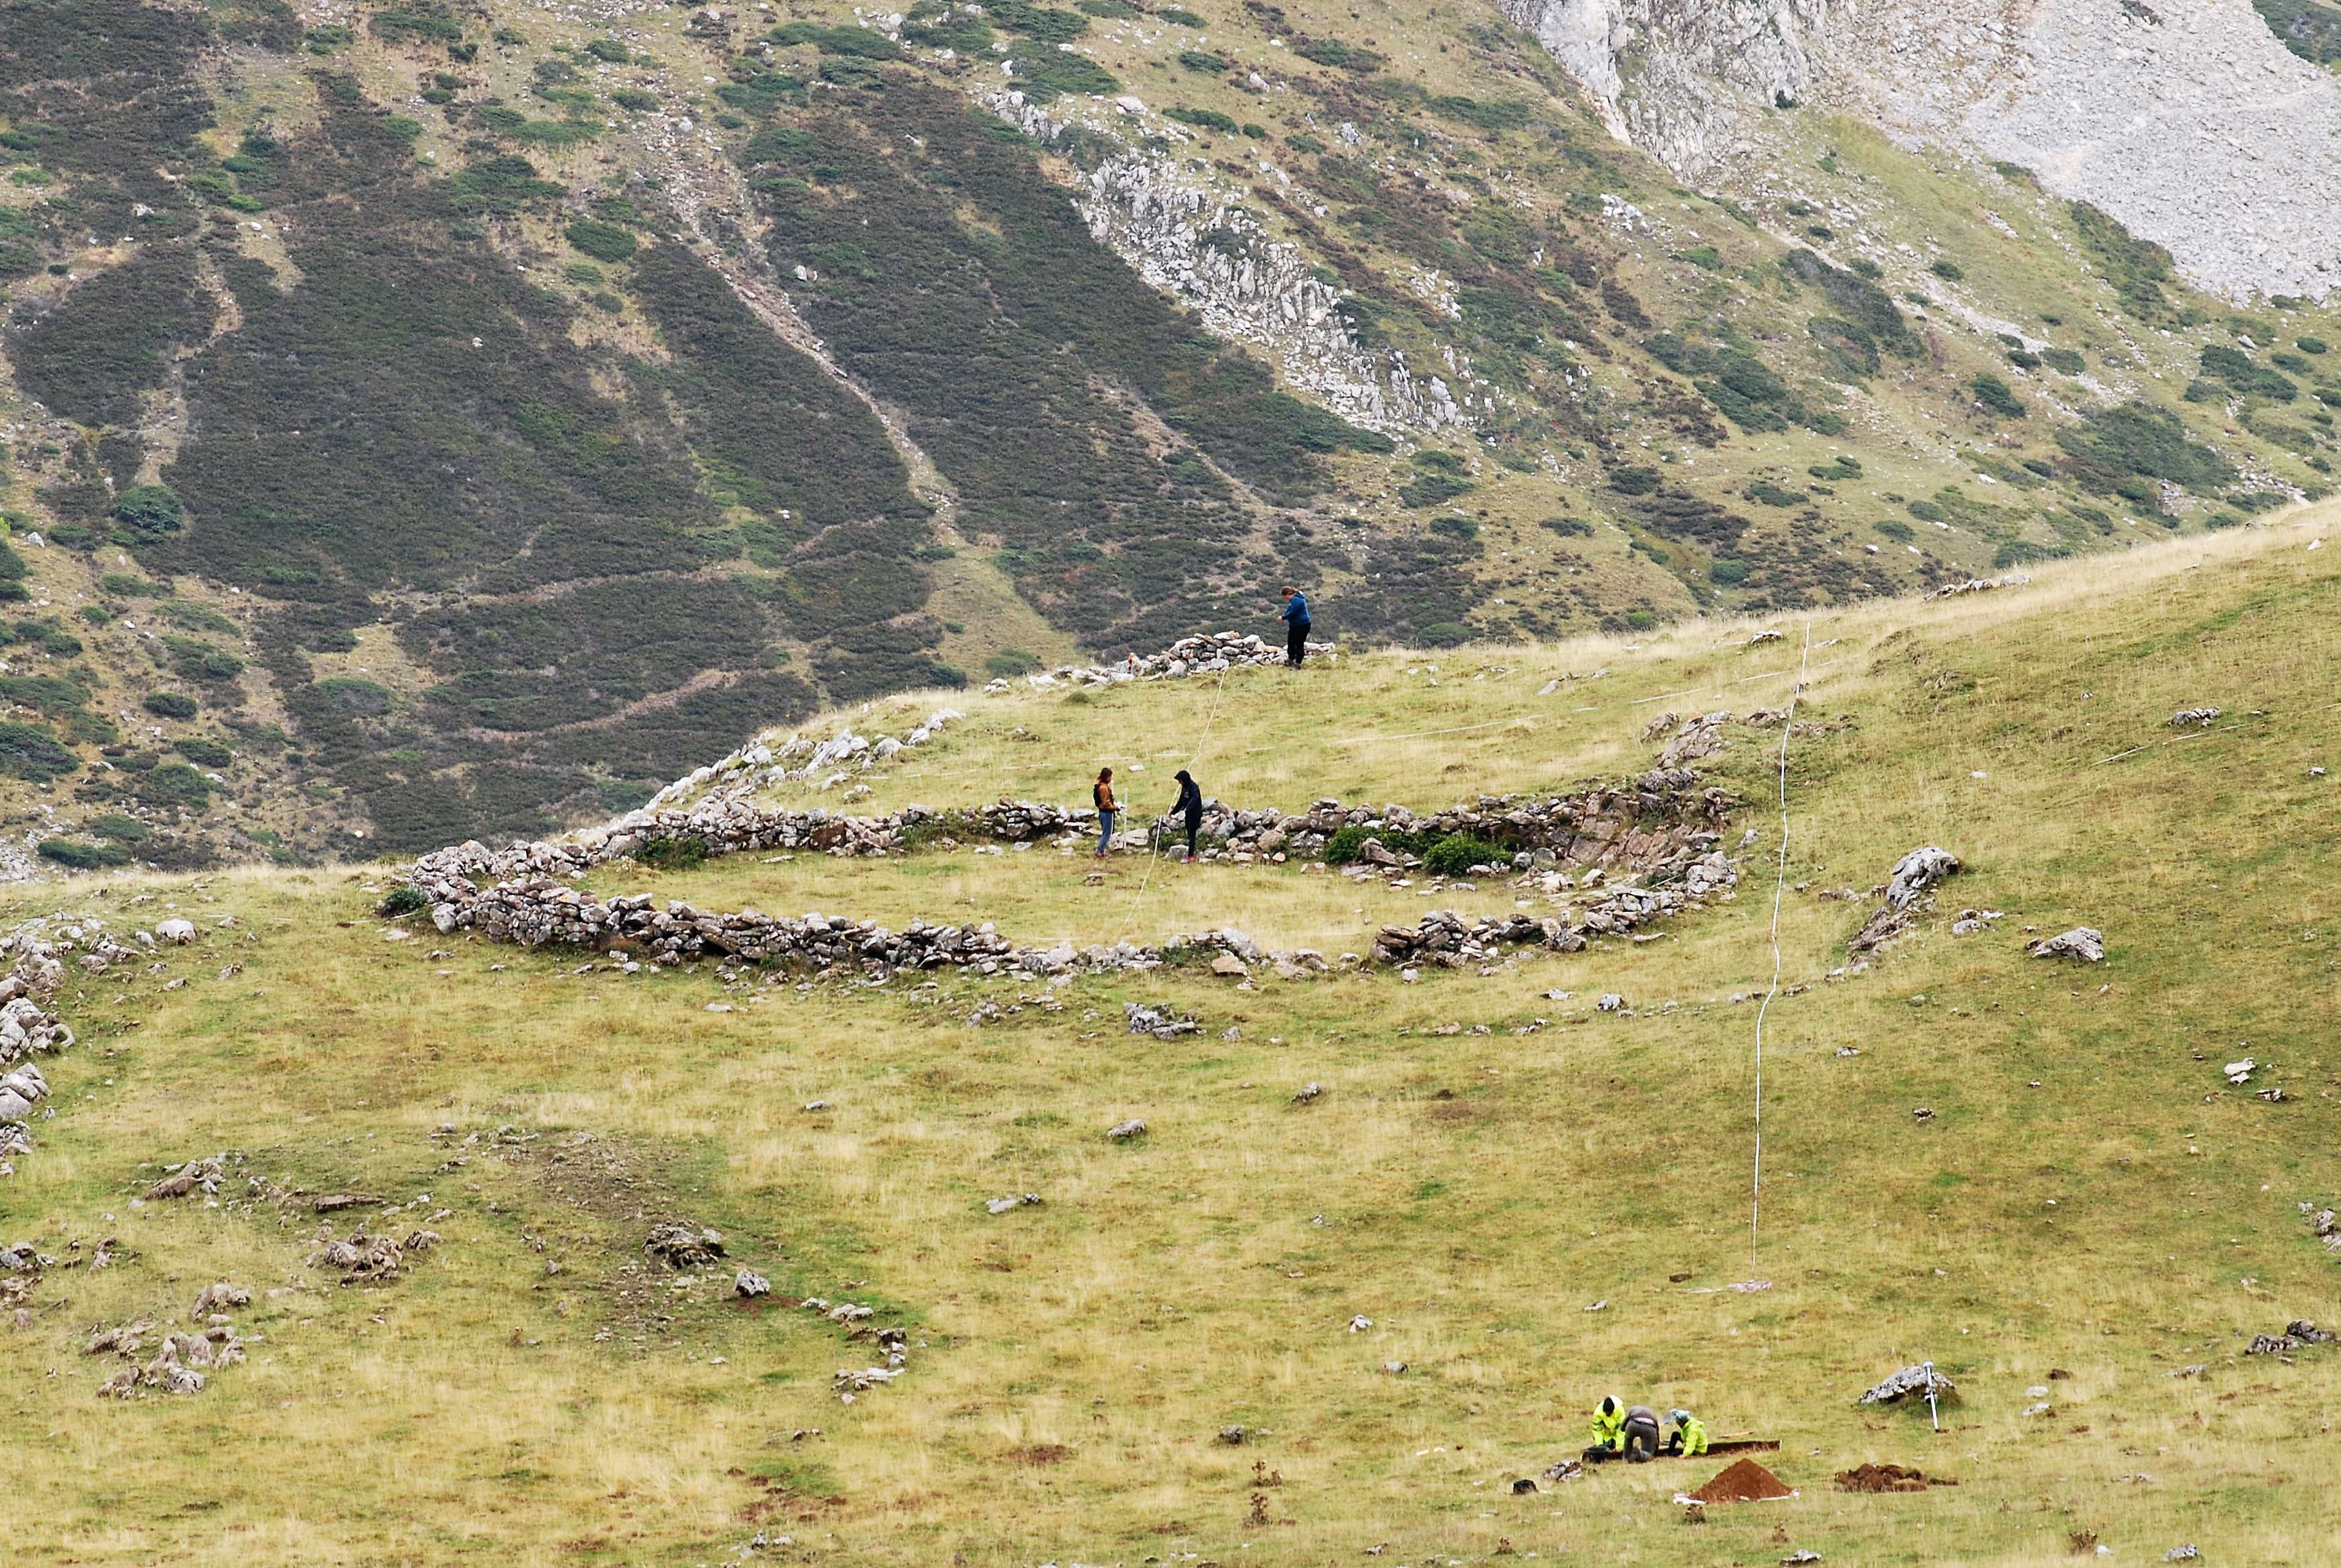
735 1270 771 1299
1885 847 1961 909
1292 1082 1322 1105
1104 1118 1147 1141
1217 1424 1246 1445
1858 1364 1956 1406
985 1193 1042 1214
2170 708 2222 727
1596 993 1627 1012
644 1224 727 1269
144 1156 225 1201
1209 953 1250 978
190 1282 249 1317
154 919 198 944
2030 928 2105 963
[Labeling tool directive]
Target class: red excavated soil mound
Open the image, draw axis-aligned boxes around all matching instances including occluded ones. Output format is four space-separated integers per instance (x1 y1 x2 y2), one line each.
1836 1462 1947 1494
1689 1458 1795 1504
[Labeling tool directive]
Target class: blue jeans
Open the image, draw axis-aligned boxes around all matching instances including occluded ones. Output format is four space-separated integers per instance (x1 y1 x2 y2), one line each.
1095 811 1116 854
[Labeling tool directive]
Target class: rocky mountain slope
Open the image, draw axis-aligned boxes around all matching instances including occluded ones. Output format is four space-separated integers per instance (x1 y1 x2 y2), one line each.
0 0 2330 863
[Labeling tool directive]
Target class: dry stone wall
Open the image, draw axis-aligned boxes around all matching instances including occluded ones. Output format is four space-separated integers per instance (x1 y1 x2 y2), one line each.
403 770 1737 980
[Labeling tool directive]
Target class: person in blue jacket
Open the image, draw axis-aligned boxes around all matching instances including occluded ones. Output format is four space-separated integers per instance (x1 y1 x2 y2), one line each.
1279 586 1311 668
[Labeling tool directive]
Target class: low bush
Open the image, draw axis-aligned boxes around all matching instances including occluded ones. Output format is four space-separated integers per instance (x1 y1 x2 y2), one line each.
636 834 710 871
377 886 430 917
1420 833 1508 878
38 838 129 870
142 691 198 718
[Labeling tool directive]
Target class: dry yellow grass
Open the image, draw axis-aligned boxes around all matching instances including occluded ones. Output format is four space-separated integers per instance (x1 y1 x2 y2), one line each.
1 511 2338 1565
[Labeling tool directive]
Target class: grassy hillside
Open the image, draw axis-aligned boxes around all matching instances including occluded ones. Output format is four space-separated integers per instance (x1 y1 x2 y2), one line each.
0 510 2336 1563
0 0 2335 859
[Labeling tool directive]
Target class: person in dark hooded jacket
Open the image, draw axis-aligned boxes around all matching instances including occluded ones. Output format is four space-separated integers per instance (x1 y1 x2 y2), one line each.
1171 769 1205 861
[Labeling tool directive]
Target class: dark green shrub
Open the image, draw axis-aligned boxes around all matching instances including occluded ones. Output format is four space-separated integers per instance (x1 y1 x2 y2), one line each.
610 88 659 112
1398 473 1474 508
636 834 710 871
1743 481 1805 507
0 721 75 781
1541 516 1592 537
2070 200 2174 322
1164 106 1238 133
1875 518 1915 543
1972 374 2027 418
1177 49 1228 72
2299 336 2329 355
1004 48 1117 100
984 649 1041 678
1709 558 1749 586
585 37 632 62
173 737 233 767
1623 609 1657 630
566 219 636 263
1418 620 1474 647
1292 35 1380 70
1426 95 1529 131
1428 515 1477 541
315 678 392 715
2056 403 2235 495
2040 347 2085 374
1421 833 1507 877
133 762 212 807
987 1 1089 40
377 885 430 917
101 573 160 596
1929 259 1964 281
1158 6 1204 22
39 838 129 870
90 813 149 842
1808 456 1862 481
770 20 901 53
1608 466 1661 496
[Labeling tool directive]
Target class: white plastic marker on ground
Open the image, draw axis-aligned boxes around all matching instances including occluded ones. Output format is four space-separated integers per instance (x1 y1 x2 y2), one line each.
1747 621 1814 1280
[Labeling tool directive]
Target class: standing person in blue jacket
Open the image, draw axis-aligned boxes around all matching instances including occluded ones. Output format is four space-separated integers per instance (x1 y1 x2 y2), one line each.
1279 586 1311 668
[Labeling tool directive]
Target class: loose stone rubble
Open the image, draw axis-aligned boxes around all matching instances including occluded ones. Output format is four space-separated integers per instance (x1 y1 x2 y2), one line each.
308 1222 441 1283
2298 1201 2341 1255
1849 846 1964 952
91 1281 253 1398
2170 708 2223 728
1922 573 2031 602
2246 1320 2333 1356
647 710 965 808
401 771 1738 982
988 630 1340 696
1125 1002 1202 1039
644 1224 728 1269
